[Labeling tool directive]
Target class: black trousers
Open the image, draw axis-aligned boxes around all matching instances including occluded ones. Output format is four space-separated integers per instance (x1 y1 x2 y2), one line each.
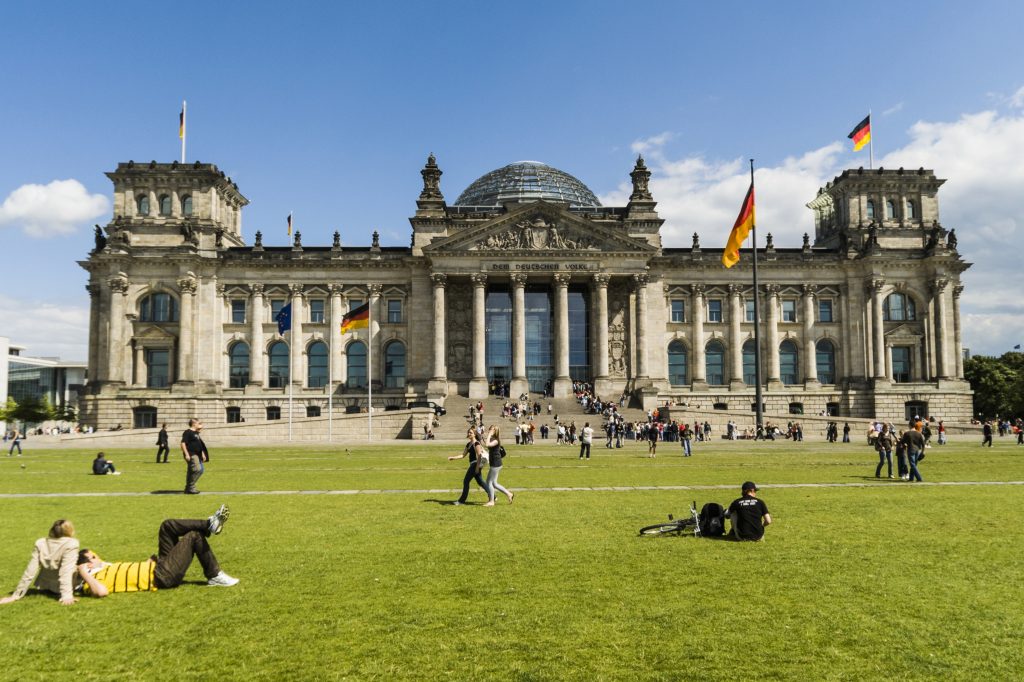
156 444 170 462
153 519 221 588
458 462 488 503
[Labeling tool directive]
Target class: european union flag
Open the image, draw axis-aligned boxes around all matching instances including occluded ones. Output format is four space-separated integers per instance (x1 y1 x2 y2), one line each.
276 303 292 335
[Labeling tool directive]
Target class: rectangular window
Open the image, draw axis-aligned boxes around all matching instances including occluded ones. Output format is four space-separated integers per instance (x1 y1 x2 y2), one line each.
387 299 402 324
349 299 364 312
231 300 246 324
781 299 797 323
818 300 834 323
707 300 722 323
226 407 242 423
270 299 285 320
670 299 685 323
892 347 912 383
266 406 281 420
146 349 169 388
745 300 756 323
309 299 325 323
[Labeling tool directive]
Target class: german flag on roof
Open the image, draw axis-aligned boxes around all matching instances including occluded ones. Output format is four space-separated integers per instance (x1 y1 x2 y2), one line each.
341 302 370 334
848 115 871 152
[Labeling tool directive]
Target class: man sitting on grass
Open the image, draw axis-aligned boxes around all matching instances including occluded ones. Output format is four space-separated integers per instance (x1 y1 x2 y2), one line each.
75 505 238 596
92 452 120 475
728 481 772 541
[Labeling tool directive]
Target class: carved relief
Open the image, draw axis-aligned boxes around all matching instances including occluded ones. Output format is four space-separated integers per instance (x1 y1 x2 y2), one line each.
251 283 264 297
472 216 600 251
446 282 473 379
176 276 197 295
607 281 631 378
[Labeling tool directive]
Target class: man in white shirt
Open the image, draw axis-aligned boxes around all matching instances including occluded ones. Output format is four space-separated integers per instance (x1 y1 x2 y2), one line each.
579 422 594 460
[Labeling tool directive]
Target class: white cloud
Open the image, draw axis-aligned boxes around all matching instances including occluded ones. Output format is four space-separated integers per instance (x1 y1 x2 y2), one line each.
882 102 904 116
0 294 89 360
0 179 109 238
599 102 1024 357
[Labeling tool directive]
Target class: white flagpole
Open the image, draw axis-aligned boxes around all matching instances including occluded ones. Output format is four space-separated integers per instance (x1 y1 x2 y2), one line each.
288 326 293 442
368 296 373 442
328 312 333 443
181 100 187 164
868 108 874 170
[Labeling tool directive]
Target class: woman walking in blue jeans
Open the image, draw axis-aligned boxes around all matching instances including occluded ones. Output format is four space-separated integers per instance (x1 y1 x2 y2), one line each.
875 424 894 478
448 429 489 505
484 425 514 507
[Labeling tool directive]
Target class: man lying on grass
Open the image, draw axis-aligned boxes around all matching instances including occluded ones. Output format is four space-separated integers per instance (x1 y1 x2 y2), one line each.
75 505 239 596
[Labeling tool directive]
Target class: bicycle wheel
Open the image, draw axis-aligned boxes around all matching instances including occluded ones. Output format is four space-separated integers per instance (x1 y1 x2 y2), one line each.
639 521 687 536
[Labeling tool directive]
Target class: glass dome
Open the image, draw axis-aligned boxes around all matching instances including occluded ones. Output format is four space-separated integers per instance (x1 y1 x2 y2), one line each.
454 161 601 208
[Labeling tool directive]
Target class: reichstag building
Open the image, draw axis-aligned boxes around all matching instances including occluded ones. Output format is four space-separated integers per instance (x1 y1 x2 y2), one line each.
79 155 972 427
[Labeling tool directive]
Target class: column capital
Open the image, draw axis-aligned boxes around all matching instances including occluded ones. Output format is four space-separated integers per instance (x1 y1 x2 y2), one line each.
801 283 818 298
510 273 527 287
632 273 649 288
250 283 265 297
430 273 448 288
727 283 742 296
692 283 706 296
764 283 780 297
215 283 226 297
952 284 964 299
931 278 949 295
553 273 571 287
289 283 305 298
328 283 345 296
368 283 383 297
471 273 488 287
868 278 886 295
592 273 610 287
86 283 100 297
176 273 197 295
108 275 129 294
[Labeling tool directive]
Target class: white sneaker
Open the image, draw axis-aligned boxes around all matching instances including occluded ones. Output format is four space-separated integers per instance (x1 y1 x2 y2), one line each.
207 572 239 587
207 504 230 535
112 471 122 476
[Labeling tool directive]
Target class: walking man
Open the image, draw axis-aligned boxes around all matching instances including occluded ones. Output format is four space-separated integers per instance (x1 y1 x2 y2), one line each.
180 419 209 495
156 423 170 463
982 421 993 447
8 428 23 456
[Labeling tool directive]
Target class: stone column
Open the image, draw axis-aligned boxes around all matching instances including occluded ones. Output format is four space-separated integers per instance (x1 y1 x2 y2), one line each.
953 285 964 379
290 284 305 387
593 274 611 395
510 273 529 397
431 274 447 381
691 284 706 385
469 274 489 399
368 284 382 388
766 284 781 387
329 284 344 389
839 284 852 382
802 284 819 385
553 274 571 396
106 275 129 387
86 284 101 384
133 343 145 386
634 274 649 381
176 275 197 385
870 279 887 380
728 284 743 388
933 278 951 379
249 284 265 386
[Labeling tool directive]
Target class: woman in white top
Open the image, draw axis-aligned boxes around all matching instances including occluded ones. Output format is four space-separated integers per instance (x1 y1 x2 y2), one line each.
483 425 514 507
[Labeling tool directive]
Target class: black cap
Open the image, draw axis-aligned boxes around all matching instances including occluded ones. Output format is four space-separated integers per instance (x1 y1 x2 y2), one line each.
742 481 758 492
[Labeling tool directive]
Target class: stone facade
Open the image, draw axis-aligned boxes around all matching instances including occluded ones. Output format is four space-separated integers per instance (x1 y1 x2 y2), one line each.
79 158 972 428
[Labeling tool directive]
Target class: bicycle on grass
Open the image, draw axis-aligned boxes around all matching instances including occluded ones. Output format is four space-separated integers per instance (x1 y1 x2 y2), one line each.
639 501 702 537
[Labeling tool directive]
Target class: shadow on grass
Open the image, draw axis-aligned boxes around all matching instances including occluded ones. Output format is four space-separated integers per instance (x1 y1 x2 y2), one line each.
151 490 187 495
422 498 477 506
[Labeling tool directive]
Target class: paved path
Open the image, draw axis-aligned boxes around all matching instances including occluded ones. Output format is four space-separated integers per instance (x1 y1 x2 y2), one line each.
2 480 1022 499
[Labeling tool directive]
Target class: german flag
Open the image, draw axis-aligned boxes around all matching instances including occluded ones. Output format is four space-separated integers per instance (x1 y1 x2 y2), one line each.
287 212 293 236
722 182 755 268
179 107 185 140
341 302 370 334
848 115 871 152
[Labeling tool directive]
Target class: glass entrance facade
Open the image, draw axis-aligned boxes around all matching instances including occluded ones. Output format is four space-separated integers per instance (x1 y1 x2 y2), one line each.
486 288 512 385
568 287 590 382
525 287 552 392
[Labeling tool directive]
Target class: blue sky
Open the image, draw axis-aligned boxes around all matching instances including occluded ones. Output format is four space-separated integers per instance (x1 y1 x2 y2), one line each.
2 1 1023 358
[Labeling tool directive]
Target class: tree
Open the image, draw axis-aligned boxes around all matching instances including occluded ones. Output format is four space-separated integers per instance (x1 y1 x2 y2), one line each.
0 397 15 423
964 355 1019 419
9 396 52 426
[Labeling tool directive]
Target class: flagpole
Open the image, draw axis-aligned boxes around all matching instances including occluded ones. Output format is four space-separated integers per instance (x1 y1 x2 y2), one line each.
367 295 373 442
181 100 187 164
288 328 293 442
328 316 333 443
749 159 764 434
868 109 874 170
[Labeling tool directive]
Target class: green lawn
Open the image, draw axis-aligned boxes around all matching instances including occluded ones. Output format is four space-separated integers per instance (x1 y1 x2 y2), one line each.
1 437 1022 681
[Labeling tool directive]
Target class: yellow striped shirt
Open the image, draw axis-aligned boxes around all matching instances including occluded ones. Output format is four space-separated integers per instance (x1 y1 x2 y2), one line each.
84 561 158 594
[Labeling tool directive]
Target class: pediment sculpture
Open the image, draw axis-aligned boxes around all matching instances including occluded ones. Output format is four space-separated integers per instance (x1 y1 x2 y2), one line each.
471 216 599 251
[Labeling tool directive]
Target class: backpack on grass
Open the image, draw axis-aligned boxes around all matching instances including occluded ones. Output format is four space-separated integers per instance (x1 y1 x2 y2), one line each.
698 502 726 537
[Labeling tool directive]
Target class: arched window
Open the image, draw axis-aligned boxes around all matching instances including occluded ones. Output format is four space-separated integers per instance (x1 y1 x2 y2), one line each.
886 200 896 220
307 341 328 388
705 340 725 386
137 194 150 216
816 339 836 384
883 293 916 321
139 293 178 322
268 341 289 388
667 340 688 386
347 341 367 389
866 199 875 220
906 200 915 219
182 195 193 217
742 340 758 385
384 341 406 388
159 194 172 216
228 342 249 388
779 340 799 385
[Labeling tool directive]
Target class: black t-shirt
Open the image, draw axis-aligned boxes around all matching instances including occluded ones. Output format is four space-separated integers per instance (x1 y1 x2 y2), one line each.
181 429 207 457
488 442 503 468
728 496 770 540
648 428 659 442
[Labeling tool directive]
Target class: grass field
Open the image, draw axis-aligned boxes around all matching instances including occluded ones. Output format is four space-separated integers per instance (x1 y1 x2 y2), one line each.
1 436 1022 681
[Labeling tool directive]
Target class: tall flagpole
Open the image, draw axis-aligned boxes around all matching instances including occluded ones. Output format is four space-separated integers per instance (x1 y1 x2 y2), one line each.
367 294 373 442
288 326 293 442
750 159 765 434
868 109 874 170
328 312 333 443
180 100 187 164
